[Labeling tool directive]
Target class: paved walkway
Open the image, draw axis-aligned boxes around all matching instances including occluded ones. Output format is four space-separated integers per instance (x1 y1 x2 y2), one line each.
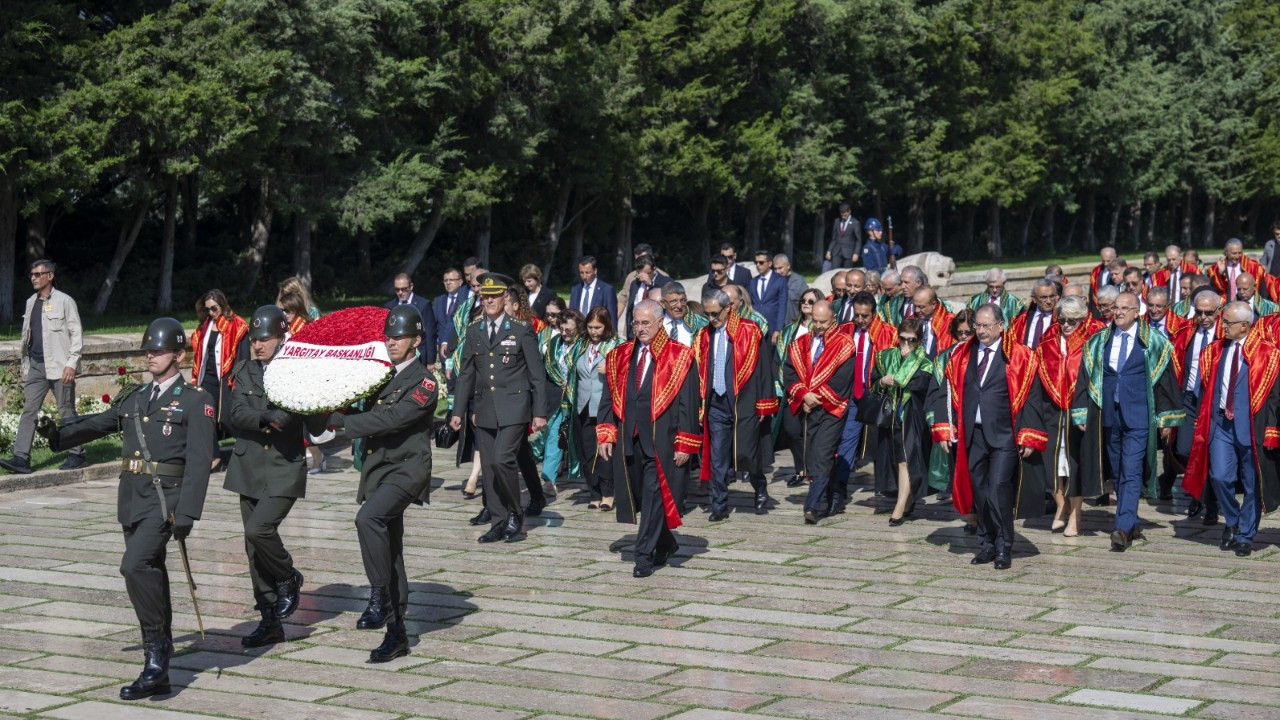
0 452 1277 720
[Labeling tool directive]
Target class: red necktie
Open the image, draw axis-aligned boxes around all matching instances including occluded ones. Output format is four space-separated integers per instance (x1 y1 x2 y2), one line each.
635 347 649 391
977 347 991 385
1224 345 1240 421
853 331 866 399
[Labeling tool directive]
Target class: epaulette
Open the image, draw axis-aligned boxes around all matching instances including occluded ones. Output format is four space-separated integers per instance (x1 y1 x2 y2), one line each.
467 318 483 327
511 318 529 326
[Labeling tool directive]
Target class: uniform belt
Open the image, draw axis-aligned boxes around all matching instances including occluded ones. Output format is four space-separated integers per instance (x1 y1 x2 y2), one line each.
122 459 186 478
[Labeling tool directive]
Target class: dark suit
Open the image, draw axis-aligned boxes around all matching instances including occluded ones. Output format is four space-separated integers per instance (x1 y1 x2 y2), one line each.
452 315 550 526
963 343 1017 556
528 286 556 319
748 272 787 341
54 377 215 639
433 287 471 355
727 264 752 288
624 273 671 338
829 216 863 269
225 358 308 613
385 295 438 365
569 279 618 322
1207 345 1259 542
1102 330 1148 533
336 361 437 619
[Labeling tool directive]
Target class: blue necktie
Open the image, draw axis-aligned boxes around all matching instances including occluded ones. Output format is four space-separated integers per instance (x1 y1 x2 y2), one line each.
811 336 825 364
713 330 728 395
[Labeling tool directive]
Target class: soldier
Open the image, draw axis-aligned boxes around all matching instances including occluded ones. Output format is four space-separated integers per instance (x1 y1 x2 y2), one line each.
318 305 438 662
225 305 309 648
450 273 550 543
38 318 214 700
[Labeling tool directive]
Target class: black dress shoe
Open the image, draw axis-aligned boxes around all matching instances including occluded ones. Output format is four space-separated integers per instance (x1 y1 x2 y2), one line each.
963 523 977 535
0 455 33 474
709 510 729 522
994 554 1012 570
273 569 303 619
1203 509 1219 527
653 543 678 568
502 513 525 542
1110 529 1129 552
754 492 769 514
1234 541 1253 557
971 550 996 565
1186 499 1203 517
469 508 491 526
1129 527 1145 542
786 475 804 488
120 633 172 700
242 611 285 647
59 454 88 471
1220 525 1237 551
633 558 655 578
803 510 818 525
936 491 952 504
1095 494 1111 507
357 586 393 630
525 498 545 517
888 515 905 526
1158 489 1174 501
369 621 409 663
477 524 505 543
829 502 847 516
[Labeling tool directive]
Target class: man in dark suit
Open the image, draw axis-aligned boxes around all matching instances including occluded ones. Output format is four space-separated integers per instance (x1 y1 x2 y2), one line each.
569 255 618 323
520 263 557 319
624 255 671 339
385 273 438 367
748 250 787 343
225 305 311 649
826 203 862 269
450 273 550 544
717 242 753 287
319 305 438 663
1174 290 1222 522
432 267 470 361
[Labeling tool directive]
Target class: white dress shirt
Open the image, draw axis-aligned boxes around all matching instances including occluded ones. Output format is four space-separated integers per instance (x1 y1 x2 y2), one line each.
1108 325 1138 371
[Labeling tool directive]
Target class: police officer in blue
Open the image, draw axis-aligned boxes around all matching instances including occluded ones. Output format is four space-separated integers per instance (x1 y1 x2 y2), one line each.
859 218 901 274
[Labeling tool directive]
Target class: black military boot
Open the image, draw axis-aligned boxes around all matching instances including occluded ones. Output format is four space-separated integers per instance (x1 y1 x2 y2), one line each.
242 609 285 648
357 586 393 630
120 631 172 700
369 614 410 663
273 569 304 619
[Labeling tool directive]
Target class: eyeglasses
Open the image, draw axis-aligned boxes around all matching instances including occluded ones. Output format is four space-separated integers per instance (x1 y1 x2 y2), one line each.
1193 309 1217 317
755 259 769 265
1224 319 1250 328
546 312 562 319
1113 306 1139 314
973 322 1001 330
394 287 412 294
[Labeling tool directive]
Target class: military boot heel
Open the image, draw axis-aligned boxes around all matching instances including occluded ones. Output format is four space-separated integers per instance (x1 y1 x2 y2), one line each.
120 632 172 700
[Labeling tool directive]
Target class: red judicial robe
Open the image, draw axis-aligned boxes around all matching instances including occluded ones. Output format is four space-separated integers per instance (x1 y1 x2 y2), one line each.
692 313 778 480
782 329 856 478
1021 321 1090 510
1181 331 1280 511
930 336 1044 516
1207 257 1269 299
191 313 248 384
597 329 702 530
1150 261 1198 293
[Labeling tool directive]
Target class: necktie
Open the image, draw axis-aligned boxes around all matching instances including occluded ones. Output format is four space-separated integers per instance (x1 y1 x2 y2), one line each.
1229 265 1238 301
488 320 498 341
1171 271 1180 302
1030 314 1046 349
148 383 162 413
713 330 728 395
446 294 455 318
581 284 592 314
669 318 678 338
811 335 824 364
977 347 991 386
1187 329 1207 392
635 347 650 390
841 301 853 324
1225 344 1241 421
853 330 866 398
758 276 766 299
924 324 934 356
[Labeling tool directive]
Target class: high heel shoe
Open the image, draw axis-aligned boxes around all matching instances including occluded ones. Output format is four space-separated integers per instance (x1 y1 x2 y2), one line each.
1051 519 1066 532
888 515 906 526
461 482 479 500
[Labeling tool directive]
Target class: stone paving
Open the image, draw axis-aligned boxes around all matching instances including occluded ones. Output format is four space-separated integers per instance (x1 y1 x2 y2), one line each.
0 450 1278 720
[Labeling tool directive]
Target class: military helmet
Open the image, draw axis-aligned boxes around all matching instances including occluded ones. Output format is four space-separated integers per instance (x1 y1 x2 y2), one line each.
248 304 289 340
385 304 424 338
140 317 187 351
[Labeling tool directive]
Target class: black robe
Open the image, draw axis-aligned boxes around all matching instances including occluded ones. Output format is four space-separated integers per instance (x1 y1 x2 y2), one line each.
781 333 857 479
694 316 778 480
868 362 934 497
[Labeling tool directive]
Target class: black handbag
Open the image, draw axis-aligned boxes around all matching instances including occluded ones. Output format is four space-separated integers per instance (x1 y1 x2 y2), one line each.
855 391 895 428
434 423 460 449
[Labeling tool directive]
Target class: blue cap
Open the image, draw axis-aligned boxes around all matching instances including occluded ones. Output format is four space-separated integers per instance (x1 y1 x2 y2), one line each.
865 218 882 232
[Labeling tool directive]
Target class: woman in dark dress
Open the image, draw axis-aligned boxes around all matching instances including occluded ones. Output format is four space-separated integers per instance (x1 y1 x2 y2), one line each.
869 317 935 524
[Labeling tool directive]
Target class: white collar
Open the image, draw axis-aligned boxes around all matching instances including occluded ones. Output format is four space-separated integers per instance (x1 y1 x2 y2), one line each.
983 339 1001 352
394 357 417 375
151 374 181 395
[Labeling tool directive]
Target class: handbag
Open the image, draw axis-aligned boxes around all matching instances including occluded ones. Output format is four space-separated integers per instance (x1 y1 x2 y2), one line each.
433 423 460 449
855 391 895 428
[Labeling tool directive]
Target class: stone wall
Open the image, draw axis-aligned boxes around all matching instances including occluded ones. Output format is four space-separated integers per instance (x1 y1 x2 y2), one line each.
0 333 185 407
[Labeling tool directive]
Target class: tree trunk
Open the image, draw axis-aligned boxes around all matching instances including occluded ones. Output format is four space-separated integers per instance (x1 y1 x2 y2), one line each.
0 177 16 323
1202 193 1215 248
1245 195 1261 241
988 199 1002 259
156 175 178 312
1182 187 1194 247
181 171 198 253
475 203 492 269
935 193 943 252
1130 201 1141 249
293 213 312 291
240 177 273 298
1108 205 1120 248
571 215 586 266
744 193 764 255
24 211 47 264
1020 206 1035 254
613 194 632 281
381 205 445 294
93 201 149 316
356 228 372 286
1065 207 1079 251
873 190 882 220
1083 190 1097 252
1043 202 1057 254
812 209 825 267
694 193 712 270
1146 199 1157 246
542 181 573 282
909 192 925 253
782 203 796 261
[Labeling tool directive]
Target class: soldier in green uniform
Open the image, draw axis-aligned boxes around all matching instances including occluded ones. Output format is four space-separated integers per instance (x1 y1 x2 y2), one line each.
226 305 309 648
317 305 438 663
449 273 549 544
38 318 214 700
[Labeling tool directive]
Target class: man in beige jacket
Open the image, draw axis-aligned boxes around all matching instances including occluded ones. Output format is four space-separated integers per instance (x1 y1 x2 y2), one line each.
0 259 84 473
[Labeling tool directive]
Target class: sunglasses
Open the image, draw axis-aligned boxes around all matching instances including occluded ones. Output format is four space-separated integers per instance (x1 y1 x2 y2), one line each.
204 305 221 312
900 337 919 344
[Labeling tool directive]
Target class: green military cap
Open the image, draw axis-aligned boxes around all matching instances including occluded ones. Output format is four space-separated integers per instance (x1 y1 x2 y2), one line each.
476 273 515 296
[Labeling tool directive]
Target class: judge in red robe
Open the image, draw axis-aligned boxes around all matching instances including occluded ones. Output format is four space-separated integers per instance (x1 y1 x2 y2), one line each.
911 286 953 359
1088 247 1118 304
1182 303 1280 555
1149 248 1197 305
1206 240 1270 301
597 301 702 578
929 304 1043 569
692 289 778 518
1008 278 1060 351
191 291 249 431
832 291 897 502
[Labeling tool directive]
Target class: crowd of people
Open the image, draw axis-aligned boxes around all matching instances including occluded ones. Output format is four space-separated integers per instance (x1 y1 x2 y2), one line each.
10 218 1280 694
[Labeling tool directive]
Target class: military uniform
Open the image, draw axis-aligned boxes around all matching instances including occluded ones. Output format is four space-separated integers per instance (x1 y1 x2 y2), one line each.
43 317 214 700
452 275 550 542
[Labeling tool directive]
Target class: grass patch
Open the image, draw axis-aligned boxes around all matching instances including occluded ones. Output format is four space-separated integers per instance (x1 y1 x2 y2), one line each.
2 436 124 474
